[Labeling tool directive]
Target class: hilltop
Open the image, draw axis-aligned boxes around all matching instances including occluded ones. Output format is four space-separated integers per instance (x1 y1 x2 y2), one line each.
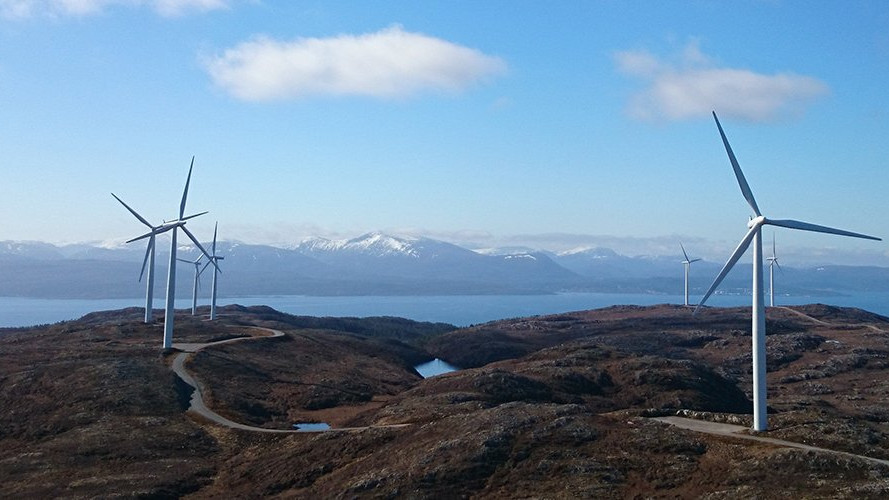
2 304 889 497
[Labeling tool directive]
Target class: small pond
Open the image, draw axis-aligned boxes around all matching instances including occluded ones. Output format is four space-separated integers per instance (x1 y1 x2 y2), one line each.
414 358 460 378
292 422 331 431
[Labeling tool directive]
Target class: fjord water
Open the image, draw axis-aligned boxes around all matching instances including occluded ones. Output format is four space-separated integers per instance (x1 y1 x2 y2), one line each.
292 422 331 431
1 292 888 329
415 358 461 378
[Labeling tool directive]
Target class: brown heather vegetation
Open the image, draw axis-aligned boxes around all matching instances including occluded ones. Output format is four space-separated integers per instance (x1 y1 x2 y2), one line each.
2 303 889 498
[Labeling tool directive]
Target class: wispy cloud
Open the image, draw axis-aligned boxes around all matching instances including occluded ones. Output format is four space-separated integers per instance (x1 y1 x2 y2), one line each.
0 0 229 19
614 41 829 122
203 25 507 101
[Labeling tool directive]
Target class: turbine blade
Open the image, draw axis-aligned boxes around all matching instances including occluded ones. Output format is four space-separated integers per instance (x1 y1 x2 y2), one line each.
212 222 218 255
690 258 702 263
179 211 208 222
775 259 784 275
144 225 177 238
176 258 192 264
181 225 220 273
111 193 153 228
680 242 690 262
138 240 152 282
200 260 212 275
713 111 761 217
767 219 881 241
127 230 157 244
179 156 194 220
695 224 759 314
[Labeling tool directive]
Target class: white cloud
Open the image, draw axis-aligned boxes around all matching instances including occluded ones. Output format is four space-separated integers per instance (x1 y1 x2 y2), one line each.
203 25 507 101
614 50 664 78
615 41 829 122
153 0 226 16
0 0 30 18
0 0 228 18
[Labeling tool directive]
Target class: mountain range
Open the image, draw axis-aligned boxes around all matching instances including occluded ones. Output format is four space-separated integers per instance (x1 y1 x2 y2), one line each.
1 232 887 299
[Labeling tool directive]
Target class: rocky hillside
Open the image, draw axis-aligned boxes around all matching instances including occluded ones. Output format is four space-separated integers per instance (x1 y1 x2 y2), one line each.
2 304 889 497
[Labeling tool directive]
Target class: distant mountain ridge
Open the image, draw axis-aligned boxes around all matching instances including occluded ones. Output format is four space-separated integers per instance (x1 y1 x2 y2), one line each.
1 233 887 299
299 233 426 258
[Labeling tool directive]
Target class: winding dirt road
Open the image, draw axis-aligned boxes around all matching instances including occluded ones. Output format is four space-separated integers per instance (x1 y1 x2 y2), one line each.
775 306 831 326
171 327 301 433
776 306 888 334
170 326 409 434
655 416 889 467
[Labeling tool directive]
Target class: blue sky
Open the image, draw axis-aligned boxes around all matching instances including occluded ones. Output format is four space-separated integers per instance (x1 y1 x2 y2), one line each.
1 1 887 265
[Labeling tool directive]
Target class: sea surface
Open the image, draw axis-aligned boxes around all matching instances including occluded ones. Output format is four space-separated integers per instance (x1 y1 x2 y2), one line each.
0 292 887 329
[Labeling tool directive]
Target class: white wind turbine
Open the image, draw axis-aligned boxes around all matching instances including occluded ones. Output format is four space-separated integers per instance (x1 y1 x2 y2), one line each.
767 234 782 307
696 112 880 432
113 182 209 323
111 194 165 323
177 254 204 316
204 222 224 320
680 242 702 306
127 157 218 349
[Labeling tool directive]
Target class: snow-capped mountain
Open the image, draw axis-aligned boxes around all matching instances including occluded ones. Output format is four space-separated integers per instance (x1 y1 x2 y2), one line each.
472 246 541 257
295 232 582 292
554 246 682 279
1 234 887 299
298 232 470 260
557 247 621 259
0 241 66 260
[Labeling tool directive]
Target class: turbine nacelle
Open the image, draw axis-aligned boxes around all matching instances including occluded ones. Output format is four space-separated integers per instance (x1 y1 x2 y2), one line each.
162 211 208 226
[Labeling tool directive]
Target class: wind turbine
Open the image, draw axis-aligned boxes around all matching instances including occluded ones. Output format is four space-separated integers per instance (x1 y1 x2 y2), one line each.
696 112 880 432
177 254 204 316
680 242 702 306
126 157 218 349
204 222 225 320
111 194 163 323
767 234 782 307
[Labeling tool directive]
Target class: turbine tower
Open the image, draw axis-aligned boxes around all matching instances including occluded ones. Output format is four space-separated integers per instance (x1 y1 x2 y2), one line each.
680 242 702 306
767 234 782 307
127 157 218 349
696 112 880 432
204 222 225 320
177 255 204 315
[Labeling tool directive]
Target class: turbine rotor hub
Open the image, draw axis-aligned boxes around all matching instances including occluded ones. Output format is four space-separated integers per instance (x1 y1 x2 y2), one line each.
748 215 767 229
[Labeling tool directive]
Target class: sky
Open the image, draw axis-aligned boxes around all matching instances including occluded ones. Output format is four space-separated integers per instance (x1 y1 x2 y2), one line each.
1 1 888 265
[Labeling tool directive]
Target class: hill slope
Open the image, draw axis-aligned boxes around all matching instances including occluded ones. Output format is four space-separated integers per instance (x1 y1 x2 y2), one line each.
2 304 889 497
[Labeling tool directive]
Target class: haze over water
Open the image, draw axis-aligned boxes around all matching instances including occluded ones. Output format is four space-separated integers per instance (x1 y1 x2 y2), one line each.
2 292 887 329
